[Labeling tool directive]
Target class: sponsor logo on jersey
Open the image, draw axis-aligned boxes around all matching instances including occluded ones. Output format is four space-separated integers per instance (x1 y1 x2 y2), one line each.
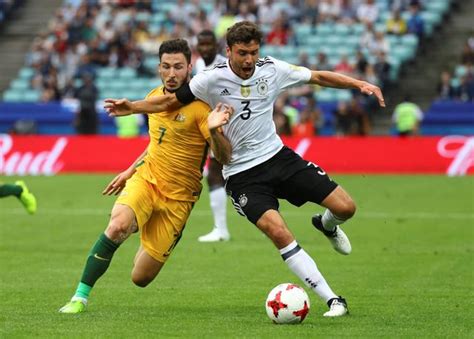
240 85 251 98
220 88 231 96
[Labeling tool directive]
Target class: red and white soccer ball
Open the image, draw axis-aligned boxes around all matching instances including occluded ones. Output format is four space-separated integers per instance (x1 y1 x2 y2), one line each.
265 283 310 324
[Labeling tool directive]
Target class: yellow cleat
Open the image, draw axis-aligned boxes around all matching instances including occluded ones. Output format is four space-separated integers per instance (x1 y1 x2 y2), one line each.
15 181 37 214
59 299 87 314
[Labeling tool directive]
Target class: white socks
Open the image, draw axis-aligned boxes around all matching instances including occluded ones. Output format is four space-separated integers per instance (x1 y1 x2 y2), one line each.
279 241 337 302
209 187 228 233
321 209 347 232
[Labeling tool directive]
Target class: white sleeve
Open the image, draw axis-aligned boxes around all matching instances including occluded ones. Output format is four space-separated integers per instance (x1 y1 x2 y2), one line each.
272 57 312 91
189 71 210 103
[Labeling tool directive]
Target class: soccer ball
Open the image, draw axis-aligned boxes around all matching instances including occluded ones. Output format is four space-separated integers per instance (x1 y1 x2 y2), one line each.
265 283 310 324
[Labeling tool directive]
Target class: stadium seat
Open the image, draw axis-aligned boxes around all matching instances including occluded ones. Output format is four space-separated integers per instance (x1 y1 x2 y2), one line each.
3 89 23 102
454 65 468 78
18 67 34 79
118 67 137 79
420 11 442 27
316 24 333 36
335 90 352 102
10 79 30 90
333 24 351 35
425 1 450 16
295 24 313 41
315 90 337 102
96 67 117 79
22 91 41 102
400 34 419 49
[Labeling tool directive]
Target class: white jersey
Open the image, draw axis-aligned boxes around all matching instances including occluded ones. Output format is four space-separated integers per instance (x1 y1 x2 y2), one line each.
190 56 311 178
194 54 227 74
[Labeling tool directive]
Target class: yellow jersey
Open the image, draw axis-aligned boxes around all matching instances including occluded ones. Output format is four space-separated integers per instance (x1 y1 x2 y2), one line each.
136 86 211 202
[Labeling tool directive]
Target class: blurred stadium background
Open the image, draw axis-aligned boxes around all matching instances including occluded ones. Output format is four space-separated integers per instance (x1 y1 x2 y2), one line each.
0 0 472 137
0 1 473 337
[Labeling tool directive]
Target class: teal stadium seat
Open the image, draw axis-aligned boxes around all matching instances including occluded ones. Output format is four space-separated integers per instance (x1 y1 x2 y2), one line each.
315 90 337 102
10 78 30 91
425 1 449 16
135 11 151 22
400 34 419 49
316 24 333 36
333 24 351 36
295 24 313 41
22 90 41 102
455 65 468 78
351 23 365 35
18 67 35 79
97 67 117 79
118 67 137 79
108 79 129 91
336 90 352 102
3 89 23 102
420 11 442 28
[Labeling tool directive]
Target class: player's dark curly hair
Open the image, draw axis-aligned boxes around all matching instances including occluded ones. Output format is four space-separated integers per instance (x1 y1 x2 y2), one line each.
159 39 191 64
226 21 263 47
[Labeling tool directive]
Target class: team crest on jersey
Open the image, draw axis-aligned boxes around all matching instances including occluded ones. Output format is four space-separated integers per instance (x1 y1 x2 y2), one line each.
240 85 251 98
256 78 268 95
239 193 248 207
174 112 186 122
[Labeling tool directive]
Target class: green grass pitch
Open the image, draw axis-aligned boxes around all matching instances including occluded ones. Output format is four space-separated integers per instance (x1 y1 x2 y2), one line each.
1 174 473 337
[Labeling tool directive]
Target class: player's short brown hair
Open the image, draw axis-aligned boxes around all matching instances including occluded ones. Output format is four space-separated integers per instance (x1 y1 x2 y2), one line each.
226 21 263 47
159 39 191 64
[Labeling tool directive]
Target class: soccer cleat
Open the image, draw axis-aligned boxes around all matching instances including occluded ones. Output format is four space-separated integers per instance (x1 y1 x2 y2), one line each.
198 227 230 242
312 214 351 255
324 296 348 317
59 298 87 314
15 181 37 214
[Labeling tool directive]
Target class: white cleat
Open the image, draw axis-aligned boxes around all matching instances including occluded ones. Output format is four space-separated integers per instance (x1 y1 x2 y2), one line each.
198 228 230 242
312 214 352 255
324 297 348 317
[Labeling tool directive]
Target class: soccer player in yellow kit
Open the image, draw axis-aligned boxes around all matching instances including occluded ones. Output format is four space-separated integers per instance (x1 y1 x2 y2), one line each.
59 39 232 314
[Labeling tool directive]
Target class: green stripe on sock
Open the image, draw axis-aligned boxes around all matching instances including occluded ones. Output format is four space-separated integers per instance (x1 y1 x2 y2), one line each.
74 282 92 299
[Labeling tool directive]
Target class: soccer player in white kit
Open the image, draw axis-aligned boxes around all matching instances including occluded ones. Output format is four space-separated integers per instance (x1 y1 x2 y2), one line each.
105 21 385 317
194 30 231 243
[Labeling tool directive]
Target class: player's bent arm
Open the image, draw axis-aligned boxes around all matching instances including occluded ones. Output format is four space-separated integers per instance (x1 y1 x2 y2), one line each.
209 129 232 165
207 103 233 165
102 147 148 195
309 70 386 107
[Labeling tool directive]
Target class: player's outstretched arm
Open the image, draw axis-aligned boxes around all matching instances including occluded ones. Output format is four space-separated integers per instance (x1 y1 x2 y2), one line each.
310 70 386 107
104 92 182 116
102 148 148 195
208 103 233 165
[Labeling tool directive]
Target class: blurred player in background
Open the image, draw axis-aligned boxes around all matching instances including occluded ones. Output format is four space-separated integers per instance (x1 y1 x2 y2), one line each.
194 30 231 242
105 21 385 317
0 181 36 214
59 39 232 314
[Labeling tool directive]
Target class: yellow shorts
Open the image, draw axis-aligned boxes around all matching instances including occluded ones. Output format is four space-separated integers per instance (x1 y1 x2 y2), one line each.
116 174 194 263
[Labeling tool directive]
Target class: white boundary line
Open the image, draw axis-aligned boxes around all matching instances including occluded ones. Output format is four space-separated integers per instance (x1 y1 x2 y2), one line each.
1 208 473 220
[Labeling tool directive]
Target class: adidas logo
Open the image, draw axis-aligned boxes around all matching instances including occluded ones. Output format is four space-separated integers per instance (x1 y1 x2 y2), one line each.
220 88 231 96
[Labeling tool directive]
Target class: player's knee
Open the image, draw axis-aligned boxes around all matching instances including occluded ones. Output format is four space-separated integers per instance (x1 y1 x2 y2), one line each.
106 215 133 242
131 273 153 288
266 222 292 246
338 199 356 220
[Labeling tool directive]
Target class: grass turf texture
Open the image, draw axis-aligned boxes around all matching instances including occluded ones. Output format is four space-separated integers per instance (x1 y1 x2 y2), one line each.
0 174 472 337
